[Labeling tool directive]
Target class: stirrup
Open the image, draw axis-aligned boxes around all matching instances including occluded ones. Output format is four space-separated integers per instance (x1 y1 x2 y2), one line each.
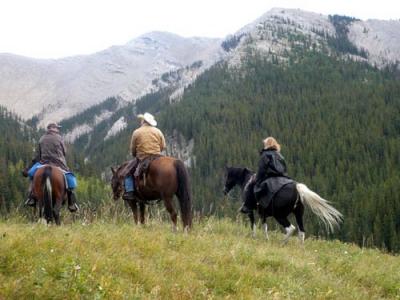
25 198 36 207
68 203 79 213
122 191 135 200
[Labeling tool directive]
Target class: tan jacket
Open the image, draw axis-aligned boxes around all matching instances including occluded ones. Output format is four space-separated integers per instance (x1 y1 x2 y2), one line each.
130 124 166 160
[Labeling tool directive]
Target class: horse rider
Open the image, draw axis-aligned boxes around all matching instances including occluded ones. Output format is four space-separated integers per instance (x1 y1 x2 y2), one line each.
24 122 79 212
123 112 166 200
241 136 289 213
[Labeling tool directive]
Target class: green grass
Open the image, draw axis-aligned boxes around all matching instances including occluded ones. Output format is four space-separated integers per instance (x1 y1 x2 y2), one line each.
0 218 399 299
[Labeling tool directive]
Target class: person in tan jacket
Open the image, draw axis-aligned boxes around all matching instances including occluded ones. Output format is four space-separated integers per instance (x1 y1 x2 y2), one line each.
130 112 166 160
123 112 166 200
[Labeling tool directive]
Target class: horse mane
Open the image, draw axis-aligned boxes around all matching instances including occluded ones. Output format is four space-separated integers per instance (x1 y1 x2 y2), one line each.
227 167 254 180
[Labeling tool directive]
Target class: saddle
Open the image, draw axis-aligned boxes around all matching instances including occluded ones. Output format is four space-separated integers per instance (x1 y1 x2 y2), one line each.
26 162 77 189
134 154 163 181
254 176 294 208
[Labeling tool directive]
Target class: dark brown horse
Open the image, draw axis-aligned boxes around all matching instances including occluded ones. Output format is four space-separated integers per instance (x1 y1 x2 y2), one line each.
32 165 67 225
111 156 192 231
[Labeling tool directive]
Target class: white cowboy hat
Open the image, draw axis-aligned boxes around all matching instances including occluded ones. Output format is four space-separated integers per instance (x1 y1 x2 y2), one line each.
137 112 157 127
46 122 62 129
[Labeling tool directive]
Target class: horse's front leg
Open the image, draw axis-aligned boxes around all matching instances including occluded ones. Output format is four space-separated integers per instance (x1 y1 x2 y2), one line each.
263 215 269 240
163 196 178 232
259 208 269 240
248 211 256 238
139 202 145 224
126 199 139 224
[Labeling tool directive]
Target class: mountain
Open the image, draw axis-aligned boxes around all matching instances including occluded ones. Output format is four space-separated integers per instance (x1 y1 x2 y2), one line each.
60 9 400 252
1 8 400 252
0 32 224 127
60 8 400 157
224 8 400 67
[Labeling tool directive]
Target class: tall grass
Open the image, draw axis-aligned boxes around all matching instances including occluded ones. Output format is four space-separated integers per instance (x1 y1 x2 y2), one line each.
1 217 399 299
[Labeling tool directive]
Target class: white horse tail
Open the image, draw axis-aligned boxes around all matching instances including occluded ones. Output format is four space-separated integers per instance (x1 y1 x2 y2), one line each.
42 166 53 223
296 183 343 233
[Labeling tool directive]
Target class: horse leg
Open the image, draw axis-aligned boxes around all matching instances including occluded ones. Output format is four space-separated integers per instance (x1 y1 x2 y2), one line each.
248 211 256 238
139 202 146 224
294 202 305 244
275 216 296 244
126 200 139 224
53 200 62 226
163 196 178 232
262 212 269 240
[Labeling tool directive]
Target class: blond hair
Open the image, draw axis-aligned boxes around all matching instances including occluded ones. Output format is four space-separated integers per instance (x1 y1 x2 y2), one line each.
263 137 281 152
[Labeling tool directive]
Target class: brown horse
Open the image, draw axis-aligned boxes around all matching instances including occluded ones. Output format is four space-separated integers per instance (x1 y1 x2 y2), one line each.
32 165 67 225
111 156 192 231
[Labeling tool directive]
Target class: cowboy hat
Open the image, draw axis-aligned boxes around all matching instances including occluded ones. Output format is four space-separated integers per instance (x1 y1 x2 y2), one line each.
46 122 62 129
137 112 157 127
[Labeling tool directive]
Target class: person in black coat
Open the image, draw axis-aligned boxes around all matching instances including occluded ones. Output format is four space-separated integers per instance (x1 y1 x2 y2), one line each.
241 137 288 213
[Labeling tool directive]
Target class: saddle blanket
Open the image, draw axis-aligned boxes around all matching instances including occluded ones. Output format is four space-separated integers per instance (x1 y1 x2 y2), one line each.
254 176 294 208
28 162 77 189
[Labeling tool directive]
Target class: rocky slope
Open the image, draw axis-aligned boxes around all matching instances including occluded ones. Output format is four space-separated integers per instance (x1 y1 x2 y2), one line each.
0 32 224 126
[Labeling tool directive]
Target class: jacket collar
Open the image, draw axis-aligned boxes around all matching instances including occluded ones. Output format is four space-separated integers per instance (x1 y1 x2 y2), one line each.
260 147 277 154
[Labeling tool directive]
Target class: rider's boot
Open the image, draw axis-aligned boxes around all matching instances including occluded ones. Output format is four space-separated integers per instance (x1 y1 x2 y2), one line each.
67 190 79 212
239 204 251 214
24 193 36 207
24 184 36 207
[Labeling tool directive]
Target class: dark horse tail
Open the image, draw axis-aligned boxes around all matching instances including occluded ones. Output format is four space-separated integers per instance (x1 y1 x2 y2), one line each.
42 166 53 223
174 159 192 228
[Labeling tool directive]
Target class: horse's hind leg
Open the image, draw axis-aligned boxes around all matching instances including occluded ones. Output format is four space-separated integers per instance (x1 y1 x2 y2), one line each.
164 196 178 232
275 216 296 244
53 200 62 226
294 203 305 243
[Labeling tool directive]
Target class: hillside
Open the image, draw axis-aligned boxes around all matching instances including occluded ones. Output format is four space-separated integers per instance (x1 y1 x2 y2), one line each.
68 38 400 252
0 219 399 299
0 107 36 213
0 32 223 126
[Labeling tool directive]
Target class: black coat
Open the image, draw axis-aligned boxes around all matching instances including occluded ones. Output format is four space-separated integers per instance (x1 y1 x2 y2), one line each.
254 148 292 207
255 148 288 184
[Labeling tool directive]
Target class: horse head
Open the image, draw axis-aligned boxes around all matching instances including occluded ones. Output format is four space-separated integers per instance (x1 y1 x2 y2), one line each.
223 166 253 195
110 166 123 201
223 166 239 195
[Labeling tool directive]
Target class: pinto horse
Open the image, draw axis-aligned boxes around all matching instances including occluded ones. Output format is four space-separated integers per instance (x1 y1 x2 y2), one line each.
31 165 67 225
111 156 192 231
223 167 343 243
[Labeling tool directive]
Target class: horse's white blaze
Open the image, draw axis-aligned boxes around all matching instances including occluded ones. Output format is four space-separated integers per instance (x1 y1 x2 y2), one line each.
263 223 269 240
296 183 343 233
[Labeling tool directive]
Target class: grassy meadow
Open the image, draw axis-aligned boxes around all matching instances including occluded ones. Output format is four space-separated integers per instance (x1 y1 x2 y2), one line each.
0 217 399 299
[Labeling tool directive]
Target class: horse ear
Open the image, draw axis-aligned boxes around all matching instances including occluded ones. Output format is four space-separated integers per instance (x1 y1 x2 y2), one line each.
111 167 116 174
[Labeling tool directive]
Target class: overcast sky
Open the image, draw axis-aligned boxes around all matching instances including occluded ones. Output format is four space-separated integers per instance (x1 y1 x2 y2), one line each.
0 0 398 58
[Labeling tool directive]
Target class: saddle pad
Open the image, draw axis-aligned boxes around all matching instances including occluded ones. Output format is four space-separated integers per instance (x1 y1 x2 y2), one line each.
28 162 44 179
